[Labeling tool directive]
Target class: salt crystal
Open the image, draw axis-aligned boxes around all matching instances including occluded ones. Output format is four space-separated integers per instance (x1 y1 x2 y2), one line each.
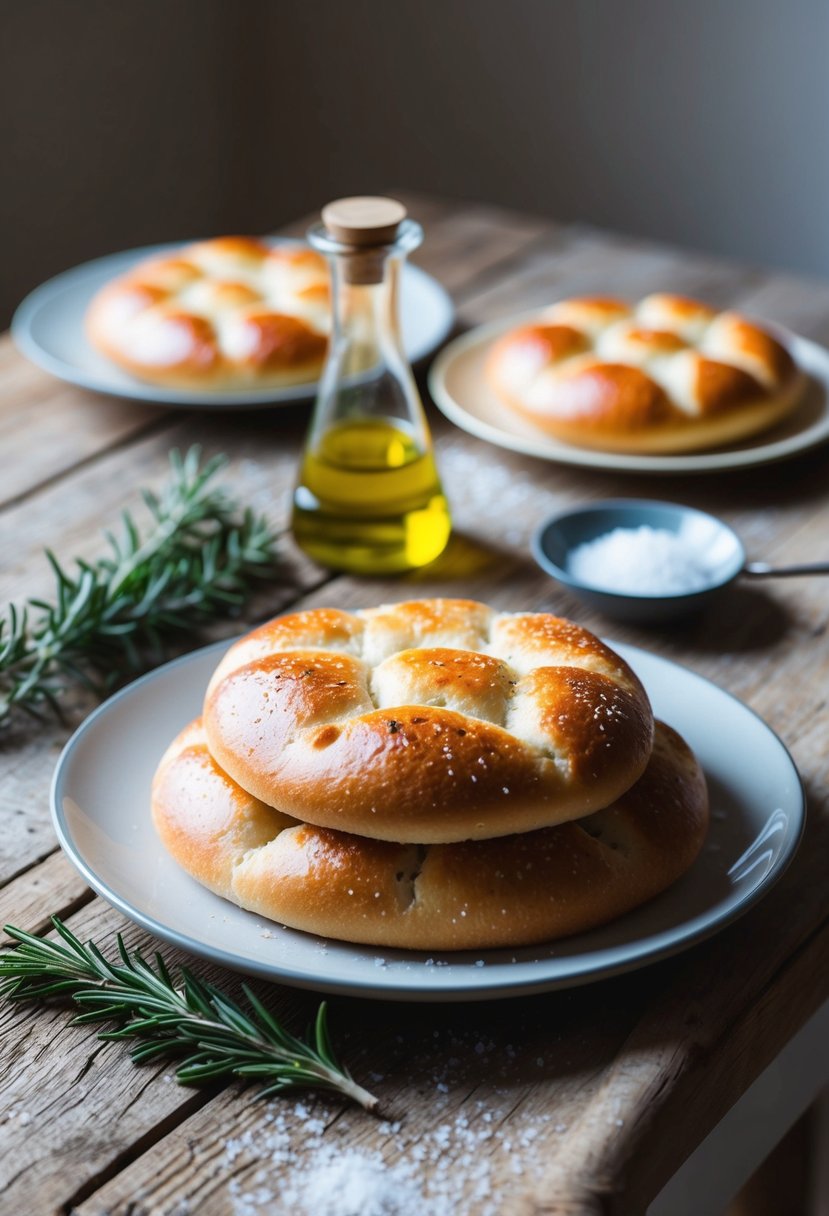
567 525 721 596
221 1076 555 1216
294 1151 421 1215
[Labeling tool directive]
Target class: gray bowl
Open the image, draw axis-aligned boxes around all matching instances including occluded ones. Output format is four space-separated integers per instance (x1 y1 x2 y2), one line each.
532 499 746 623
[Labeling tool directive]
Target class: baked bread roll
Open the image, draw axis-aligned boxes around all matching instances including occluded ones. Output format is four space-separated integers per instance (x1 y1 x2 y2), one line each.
203 599 654 843
86 237 329 390
152 719 708 950
485 293 803 453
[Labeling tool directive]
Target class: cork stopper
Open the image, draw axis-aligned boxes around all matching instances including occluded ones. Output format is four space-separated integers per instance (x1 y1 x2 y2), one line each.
321 196 407 247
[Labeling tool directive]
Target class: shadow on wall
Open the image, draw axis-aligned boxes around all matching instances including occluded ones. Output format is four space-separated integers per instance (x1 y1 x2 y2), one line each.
4 0 829 326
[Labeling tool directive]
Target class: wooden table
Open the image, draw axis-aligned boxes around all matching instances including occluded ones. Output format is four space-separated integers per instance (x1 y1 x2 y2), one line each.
1 194 827 1216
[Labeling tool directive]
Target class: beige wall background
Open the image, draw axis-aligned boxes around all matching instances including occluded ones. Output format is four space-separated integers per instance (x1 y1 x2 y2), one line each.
3 0 829 326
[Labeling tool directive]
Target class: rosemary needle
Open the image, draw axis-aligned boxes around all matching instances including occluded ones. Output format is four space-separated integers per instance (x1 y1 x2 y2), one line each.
0 917 378 1112
0 446 280 726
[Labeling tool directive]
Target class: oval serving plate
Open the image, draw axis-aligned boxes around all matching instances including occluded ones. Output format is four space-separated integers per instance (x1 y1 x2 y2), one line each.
12 239 455 409
52 638 804 1002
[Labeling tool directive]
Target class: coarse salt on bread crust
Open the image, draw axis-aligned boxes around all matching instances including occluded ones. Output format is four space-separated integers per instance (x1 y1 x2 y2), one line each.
152 719 707 951
202 599 654 844
485 293 804 453
86 237 329 390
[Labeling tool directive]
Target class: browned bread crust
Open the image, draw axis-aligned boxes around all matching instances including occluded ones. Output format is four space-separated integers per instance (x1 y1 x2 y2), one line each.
85 238 329 390
152 719 708 950
485 293 804 453
203 599 654 843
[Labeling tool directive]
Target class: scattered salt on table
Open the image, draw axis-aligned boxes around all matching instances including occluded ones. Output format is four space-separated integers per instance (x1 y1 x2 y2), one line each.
293 1150 421 1216
567 525 718 595
224 1091 556 1216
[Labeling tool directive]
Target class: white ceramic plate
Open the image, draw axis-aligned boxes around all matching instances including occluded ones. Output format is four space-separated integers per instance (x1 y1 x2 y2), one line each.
11 240 455 409
428 312 829 474
51 639 804 1002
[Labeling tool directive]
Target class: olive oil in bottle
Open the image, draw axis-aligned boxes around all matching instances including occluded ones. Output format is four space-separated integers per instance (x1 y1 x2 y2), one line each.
292 197 451 575
293 417 451 573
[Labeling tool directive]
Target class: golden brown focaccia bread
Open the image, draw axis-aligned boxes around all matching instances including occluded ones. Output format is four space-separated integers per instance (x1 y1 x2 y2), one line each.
86 237 329 389
202 599 655 844
486 293 803 453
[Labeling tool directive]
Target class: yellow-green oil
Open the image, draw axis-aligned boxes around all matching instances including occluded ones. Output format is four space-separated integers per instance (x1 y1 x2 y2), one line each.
292 418 451 574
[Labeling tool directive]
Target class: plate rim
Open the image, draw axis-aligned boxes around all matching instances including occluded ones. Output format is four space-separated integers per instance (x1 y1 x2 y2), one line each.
49 636 806 1002
11 238 455 410
428 310 829 475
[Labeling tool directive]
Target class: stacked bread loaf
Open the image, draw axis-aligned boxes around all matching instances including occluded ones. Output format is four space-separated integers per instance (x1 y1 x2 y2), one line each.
152 598 708 950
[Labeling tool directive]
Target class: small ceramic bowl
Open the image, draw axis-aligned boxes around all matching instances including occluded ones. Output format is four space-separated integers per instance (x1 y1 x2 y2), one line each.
532 499 746 623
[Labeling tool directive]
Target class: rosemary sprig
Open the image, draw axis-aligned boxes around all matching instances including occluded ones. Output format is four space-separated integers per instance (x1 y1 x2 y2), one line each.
0 446 279 725
0 917 378 1112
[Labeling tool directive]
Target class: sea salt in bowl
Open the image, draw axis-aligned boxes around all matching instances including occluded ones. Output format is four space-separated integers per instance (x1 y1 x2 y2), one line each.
532 500 746 623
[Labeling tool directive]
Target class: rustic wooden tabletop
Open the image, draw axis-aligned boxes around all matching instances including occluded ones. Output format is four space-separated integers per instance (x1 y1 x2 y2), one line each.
1 193 827 1216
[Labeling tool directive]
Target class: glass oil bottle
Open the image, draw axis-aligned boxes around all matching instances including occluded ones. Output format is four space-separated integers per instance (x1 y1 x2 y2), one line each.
291 197 452 574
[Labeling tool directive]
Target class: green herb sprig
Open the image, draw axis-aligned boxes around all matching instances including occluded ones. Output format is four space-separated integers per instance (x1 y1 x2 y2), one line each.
0 446 279 725
0 917 377 1112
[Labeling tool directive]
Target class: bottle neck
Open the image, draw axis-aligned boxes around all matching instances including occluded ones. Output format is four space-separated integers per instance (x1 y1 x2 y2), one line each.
304 221 429 451
301 228 430 452
327 252 403 378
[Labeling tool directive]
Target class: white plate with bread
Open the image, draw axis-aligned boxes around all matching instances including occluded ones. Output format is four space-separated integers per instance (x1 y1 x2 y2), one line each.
51 620 804 1002
12 238 454 408
429 296 829 474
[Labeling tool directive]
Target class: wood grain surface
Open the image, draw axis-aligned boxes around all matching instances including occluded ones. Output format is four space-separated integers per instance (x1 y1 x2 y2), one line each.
0 193 827 1216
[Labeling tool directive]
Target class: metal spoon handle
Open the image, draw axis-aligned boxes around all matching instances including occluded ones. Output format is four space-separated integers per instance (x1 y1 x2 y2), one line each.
743 561 829 578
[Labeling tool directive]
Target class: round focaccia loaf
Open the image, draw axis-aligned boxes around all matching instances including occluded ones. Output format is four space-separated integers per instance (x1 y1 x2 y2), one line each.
86 237 329 390
152 719 708 951
485 293 804 453
202 599 654 843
